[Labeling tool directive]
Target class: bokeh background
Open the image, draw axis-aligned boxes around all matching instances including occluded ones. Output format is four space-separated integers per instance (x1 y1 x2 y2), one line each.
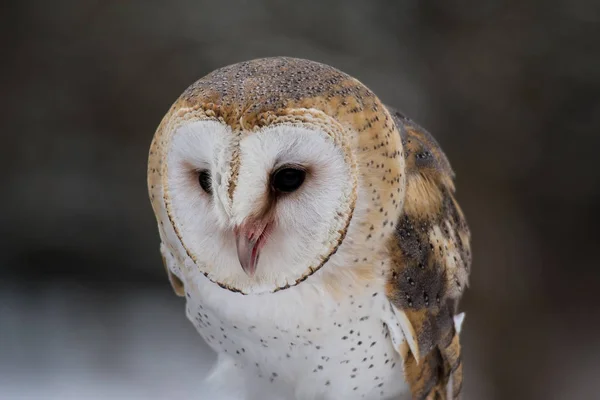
2 1 599 399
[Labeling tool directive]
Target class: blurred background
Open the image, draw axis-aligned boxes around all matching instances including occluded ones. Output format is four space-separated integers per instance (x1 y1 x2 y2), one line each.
1 0 599 399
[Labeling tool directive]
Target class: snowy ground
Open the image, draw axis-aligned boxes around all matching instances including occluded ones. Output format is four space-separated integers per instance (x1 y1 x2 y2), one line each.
0 283 217 400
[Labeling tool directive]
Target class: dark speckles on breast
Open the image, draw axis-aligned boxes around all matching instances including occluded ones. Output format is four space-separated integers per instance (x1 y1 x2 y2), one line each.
186 240 408 399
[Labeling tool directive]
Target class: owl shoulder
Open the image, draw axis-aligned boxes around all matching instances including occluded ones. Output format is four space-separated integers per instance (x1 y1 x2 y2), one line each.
382 106 471 399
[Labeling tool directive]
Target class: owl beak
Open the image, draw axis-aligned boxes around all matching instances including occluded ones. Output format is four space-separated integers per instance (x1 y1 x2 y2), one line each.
234 222 269 277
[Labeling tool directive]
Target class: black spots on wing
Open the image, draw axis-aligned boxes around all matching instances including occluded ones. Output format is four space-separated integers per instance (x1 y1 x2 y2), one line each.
395 260 444 311
404 135 436 173
396 213 431 257
414 150 435 170
391 184 471 311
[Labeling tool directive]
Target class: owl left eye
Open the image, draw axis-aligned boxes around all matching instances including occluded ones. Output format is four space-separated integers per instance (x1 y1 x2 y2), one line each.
198 170 212 194
272 167 306 193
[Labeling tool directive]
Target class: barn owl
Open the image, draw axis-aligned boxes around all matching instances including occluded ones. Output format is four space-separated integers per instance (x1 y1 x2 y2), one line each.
148 57 471 400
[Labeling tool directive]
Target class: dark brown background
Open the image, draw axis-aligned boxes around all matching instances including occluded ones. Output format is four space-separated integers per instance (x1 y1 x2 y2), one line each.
1 1 599 399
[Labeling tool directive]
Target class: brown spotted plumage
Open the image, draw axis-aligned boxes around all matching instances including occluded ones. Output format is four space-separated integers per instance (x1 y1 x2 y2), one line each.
386 109 471 399
148 57 471 400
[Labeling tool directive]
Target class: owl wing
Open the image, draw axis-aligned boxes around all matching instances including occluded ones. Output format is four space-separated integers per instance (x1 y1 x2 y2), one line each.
382 107 471 400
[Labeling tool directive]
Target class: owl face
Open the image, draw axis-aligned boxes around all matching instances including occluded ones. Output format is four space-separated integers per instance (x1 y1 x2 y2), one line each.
151 58 407 295
162 118 356 294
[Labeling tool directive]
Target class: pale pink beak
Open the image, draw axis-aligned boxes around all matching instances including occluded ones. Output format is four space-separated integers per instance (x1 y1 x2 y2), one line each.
234 221 270 277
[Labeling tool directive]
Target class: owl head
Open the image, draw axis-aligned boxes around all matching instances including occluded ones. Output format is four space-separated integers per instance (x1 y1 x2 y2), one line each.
148 57 405 295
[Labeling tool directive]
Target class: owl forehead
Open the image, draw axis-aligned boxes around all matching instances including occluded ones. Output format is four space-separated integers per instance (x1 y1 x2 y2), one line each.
184 58 349 104
173 57 378 130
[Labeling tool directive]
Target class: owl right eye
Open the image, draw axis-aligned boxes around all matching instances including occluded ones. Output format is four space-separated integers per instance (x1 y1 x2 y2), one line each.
198 170 212 194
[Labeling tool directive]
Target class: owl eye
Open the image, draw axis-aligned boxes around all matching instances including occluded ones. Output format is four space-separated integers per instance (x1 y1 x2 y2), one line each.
272 167 306 193
198 170 212 194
